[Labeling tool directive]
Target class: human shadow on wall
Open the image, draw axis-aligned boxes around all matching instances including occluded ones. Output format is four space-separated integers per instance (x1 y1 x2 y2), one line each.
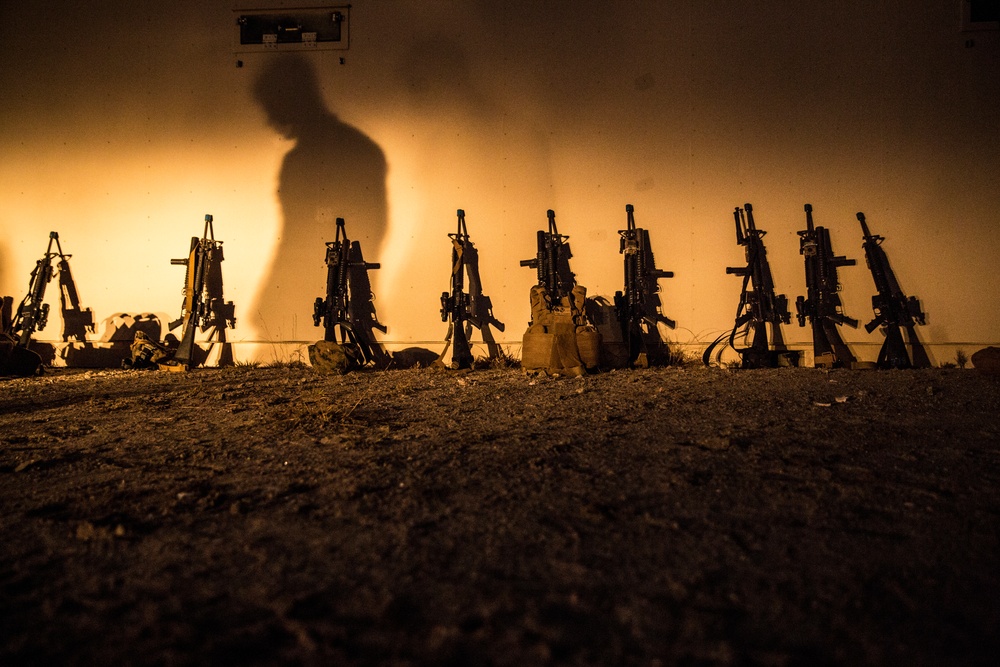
252 55 387 341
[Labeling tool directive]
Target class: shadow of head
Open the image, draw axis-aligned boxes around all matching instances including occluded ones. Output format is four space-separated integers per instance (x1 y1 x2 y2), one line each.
253 55 329 139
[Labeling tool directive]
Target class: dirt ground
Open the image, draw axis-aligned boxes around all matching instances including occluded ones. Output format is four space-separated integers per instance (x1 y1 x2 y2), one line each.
1 363 999 666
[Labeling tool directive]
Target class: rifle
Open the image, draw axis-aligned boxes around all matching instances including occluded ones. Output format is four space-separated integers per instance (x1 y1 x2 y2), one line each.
613 204 675 365
312 217 388 367
704 203 792 368
794 204 857 367
519 209 576 309
857 212 930 369
438 209 505 368
169 215 236 367
9 232 93 347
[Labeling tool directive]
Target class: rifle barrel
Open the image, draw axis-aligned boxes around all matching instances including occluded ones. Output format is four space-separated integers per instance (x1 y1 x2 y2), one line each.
744 203 757 233
857 212 873 240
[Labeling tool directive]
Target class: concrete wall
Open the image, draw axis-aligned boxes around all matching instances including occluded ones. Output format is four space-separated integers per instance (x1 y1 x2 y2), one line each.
2 1 997 363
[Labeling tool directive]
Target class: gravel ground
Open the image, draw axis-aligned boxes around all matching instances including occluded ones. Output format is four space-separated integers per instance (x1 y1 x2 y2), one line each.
1 364 999 666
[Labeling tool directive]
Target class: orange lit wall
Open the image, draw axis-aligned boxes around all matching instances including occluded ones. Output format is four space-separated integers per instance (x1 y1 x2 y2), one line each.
2 1 997 363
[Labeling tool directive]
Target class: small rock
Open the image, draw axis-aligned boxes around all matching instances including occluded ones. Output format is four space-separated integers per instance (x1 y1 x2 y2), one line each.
971 346 1000 375
697 436 730 450
392 347 439 369
307 340 351 374
75 522 96 541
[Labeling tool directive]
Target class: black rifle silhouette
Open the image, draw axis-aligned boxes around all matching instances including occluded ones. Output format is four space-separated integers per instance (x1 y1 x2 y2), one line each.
519 209 576 310
795 204 857 367
857 212 930 369
613 204 675 366
312 217 389 367
8 231 94 348
438 209 505 369
169 215 236 368
704 203 792 368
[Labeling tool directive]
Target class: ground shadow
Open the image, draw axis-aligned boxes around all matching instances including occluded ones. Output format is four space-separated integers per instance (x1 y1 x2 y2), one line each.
252 55 387 341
